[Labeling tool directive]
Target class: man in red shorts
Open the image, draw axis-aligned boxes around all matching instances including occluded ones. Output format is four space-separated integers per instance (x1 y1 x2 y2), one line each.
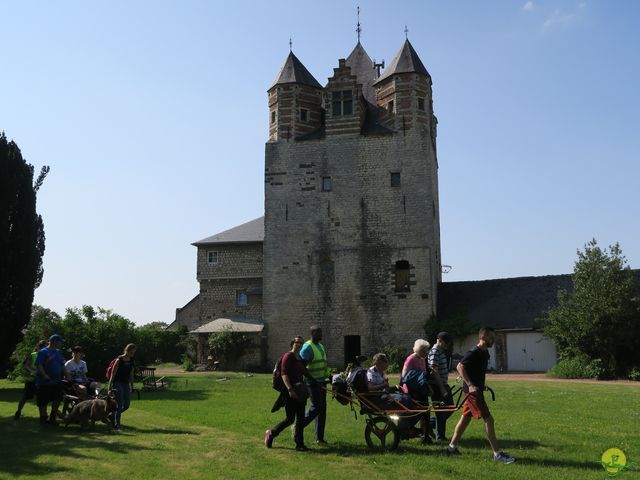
446 327 516 464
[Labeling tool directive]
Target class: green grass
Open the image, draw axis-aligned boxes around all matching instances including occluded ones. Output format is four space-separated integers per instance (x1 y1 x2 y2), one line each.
1 374 638 479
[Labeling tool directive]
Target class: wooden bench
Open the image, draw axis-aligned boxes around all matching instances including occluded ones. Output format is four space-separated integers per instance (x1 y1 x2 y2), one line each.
136 367 167 391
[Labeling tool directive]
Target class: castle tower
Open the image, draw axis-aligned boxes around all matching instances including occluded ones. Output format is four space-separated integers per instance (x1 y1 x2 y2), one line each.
264 39 441 366
268 52 323 141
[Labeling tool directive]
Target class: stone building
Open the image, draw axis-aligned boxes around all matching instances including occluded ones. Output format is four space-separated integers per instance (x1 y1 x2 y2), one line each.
171 37 580 372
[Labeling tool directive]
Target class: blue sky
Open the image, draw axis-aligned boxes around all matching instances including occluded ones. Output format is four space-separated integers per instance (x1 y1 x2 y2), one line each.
1 1 638 325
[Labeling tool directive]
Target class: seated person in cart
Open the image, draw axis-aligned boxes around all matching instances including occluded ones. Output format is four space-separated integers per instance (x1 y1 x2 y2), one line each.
65 346 101 399
367 353 390 392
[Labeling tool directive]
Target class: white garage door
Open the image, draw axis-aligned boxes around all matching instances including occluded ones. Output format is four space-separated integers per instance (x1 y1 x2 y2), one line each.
506 331 557 372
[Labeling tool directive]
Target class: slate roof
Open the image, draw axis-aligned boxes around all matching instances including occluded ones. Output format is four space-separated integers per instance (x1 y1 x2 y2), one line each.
192 216 264 246
345 42 377 104
270 52 322 90
190 316 264 334
374 39 431 85
437 274 573 330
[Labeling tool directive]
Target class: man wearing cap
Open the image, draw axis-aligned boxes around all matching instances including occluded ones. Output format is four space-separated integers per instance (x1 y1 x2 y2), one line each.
300 326 330 444
35 334 69 425
428 331 453 441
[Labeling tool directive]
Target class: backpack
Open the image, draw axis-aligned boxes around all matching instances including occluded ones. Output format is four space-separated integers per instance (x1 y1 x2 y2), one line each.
271 357 285 391
346 367 368 393
401 369 432 401
331 373 351 405
105 357 119 381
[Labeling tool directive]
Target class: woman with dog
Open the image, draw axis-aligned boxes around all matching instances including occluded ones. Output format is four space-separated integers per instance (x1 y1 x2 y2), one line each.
265 336 314 451
107 343 136 431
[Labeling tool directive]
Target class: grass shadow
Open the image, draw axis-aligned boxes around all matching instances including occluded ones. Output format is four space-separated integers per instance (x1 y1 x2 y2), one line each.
135 389 208 402
0 387 24 403
456 437 543 450
123 425 198 435
0 417 157 477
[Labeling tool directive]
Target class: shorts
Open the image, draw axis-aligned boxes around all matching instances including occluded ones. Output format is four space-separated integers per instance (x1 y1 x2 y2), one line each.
461 391 491 419
22 380 38 400
36 384 63 407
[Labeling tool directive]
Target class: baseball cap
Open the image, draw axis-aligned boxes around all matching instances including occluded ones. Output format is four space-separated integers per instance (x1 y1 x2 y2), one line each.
437 331 453 343
49 334 64 342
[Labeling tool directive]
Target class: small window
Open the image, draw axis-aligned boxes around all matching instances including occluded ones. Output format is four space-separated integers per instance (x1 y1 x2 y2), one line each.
332 90 353 116
395 260 411 292
388 100 394 114
322 177 333 192
271 111 276 124
207 251 218 265
390 172 401 187
418 98 425 111
300 109 308 122
236 291 248 306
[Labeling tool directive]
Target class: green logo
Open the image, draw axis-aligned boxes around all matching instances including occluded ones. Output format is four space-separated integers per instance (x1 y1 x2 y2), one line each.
601 448 635 477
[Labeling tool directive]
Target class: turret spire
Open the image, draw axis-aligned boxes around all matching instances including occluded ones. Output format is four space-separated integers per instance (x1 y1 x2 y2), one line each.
356 6 362 43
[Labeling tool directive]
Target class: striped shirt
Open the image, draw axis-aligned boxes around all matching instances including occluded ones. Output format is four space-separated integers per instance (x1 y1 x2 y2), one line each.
428 345 449 384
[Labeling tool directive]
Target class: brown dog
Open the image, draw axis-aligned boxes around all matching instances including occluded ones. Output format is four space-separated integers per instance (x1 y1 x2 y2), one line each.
64 396 117 431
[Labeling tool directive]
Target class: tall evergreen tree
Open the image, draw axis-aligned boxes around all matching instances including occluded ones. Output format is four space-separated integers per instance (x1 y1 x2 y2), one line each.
0 132 49 375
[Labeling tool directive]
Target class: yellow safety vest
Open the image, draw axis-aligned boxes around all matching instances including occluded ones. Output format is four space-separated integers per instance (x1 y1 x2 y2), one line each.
305 340 329 380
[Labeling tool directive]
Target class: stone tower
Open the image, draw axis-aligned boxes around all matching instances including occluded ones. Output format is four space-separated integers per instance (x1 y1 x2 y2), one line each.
263 39 441 366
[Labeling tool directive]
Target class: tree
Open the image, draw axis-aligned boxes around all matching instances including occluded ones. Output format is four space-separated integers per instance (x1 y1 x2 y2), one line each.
0 133 49 375
542 239 640 377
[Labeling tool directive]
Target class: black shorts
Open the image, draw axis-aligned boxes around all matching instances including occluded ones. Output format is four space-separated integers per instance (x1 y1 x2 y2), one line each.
36 384 63 407
22 380 38 400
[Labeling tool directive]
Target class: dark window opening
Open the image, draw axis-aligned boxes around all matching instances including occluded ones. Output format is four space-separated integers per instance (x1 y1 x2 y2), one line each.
344 335 361 368
395 260 411 292
388 100 394 114
300 109 308 122
207 251 218 265
418 97 425 111
271 111 276 123
322 177 333 192
390 172 401 187
332 90 353 116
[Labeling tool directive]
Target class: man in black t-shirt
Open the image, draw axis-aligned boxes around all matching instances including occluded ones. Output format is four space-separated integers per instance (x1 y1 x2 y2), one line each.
446 327 516 464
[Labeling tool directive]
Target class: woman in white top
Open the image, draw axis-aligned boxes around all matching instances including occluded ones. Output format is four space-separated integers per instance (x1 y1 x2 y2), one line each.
65 346 100 399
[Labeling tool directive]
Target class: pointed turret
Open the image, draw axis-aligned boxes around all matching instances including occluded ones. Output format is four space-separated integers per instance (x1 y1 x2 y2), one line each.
268 52 323 142
373 39 430 85
270 52 322 90
373 39 433 133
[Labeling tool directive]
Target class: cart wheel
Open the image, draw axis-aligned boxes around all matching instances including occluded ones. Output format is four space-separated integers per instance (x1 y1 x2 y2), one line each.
365 417 400 451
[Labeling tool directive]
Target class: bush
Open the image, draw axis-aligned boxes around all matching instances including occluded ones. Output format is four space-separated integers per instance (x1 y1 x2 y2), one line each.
182 355 194 372
628 367 640 381
208 327 251 363
547 355 605 379
379 345 407 374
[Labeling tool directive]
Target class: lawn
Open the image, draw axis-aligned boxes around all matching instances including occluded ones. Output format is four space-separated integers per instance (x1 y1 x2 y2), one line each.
0 373 638 480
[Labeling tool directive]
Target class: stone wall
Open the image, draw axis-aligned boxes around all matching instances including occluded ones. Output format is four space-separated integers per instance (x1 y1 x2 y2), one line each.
199 277 263 322
264 124 441 367
171 294 201 331
197 243 263 281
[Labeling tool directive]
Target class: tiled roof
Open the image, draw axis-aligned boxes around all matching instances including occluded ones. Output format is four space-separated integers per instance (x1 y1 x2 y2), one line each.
270 52 322 90
374 39 430 85
437 274 573 330
193 217 264 246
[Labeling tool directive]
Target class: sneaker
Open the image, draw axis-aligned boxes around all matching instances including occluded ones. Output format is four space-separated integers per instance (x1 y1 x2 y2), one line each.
420 434 433 445
315 439 328 445
295 445 310 452
494 451 516 464
446 445 461 456
264 430 273 448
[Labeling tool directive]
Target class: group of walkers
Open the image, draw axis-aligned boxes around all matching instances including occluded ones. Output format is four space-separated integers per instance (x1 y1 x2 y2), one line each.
14 334 137 431
265 325 515 464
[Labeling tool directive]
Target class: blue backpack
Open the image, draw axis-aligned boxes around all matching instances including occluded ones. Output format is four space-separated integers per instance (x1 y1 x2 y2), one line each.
401 369 432 400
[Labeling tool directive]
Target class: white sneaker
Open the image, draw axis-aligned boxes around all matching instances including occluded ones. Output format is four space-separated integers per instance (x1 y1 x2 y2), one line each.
494 451 515 464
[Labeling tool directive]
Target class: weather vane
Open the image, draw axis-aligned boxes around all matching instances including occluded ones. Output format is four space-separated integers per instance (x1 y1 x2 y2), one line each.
404 25 409 39
356 6 362 43
289 37 292 52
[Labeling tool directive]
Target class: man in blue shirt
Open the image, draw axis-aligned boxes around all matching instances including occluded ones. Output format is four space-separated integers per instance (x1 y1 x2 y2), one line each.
35 334 69 425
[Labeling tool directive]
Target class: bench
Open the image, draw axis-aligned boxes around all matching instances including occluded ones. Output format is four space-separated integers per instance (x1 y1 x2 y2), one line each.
136 367 167 391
